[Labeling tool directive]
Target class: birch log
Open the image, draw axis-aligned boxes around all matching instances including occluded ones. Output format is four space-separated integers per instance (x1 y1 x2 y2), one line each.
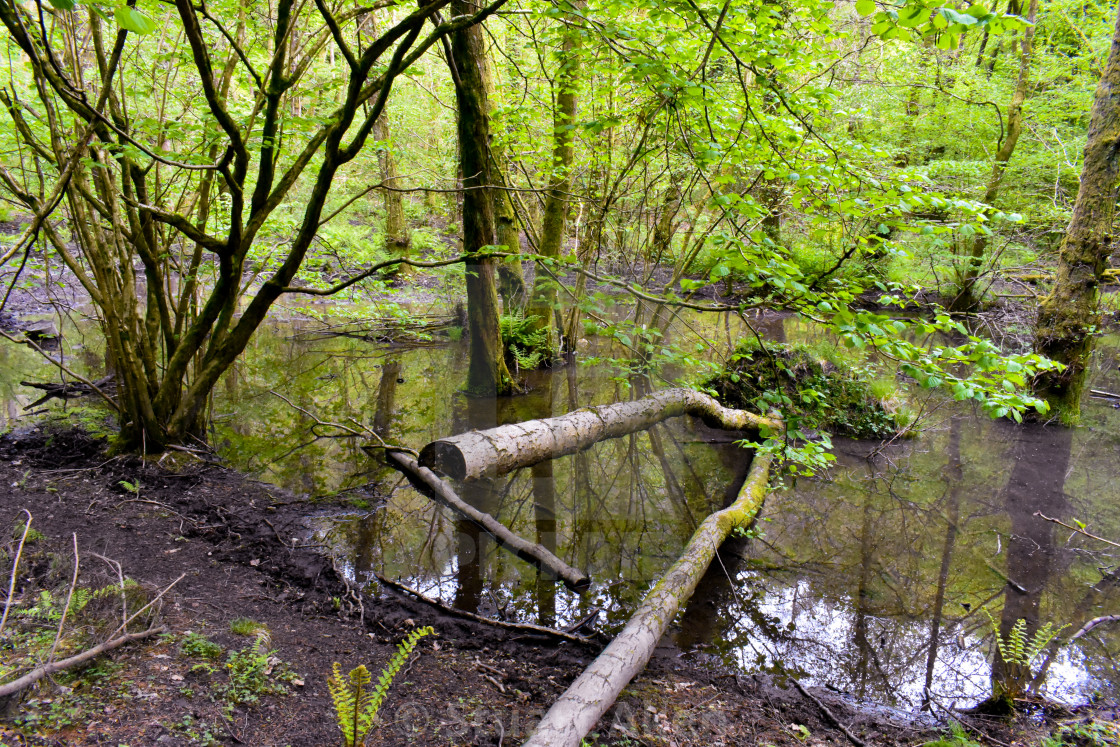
522 450 774 747
420 388 781 480
385 451 591 590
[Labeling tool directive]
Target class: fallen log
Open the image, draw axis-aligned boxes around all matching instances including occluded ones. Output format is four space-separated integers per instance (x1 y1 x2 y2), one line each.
21 376 115 409
522 449 774 747
383 450 591 591
420 387 781 480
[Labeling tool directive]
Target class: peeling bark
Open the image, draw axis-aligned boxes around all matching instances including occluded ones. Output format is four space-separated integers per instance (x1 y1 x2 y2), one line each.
521 450 773 747
419 387 780 481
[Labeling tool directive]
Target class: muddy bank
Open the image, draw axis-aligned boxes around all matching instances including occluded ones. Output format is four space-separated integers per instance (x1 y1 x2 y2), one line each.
0 427 1104 746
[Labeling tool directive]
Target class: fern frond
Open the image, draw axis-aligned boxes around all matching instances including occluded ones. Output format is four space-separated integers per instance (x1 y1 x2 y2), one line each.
985 610 1070 668
328 661 363 747
328 627 434 747
252 628 272 658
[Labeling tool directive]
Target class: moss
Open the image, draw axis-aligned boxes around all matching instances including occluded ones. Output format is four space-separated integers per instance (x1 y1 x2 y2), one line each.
707 342 910 440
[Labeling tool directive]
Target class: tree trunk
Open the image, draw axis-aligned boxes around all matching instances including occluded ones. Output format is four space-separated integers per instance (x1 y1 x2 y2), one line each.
1033 1 1120 423
522 450 773 747
419 387 780 480
374 117 411 274
952 0 1039 312
495 173 527 312
649 180 682 263
527 0 583 354
448 0 514 396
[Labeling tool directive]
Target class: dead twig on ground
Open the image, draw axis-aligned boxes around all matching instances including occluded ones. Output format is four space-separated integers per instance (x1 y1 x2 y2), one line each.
374 573 593 645
0 509 32 635
790 677 867 747
0 625 167 699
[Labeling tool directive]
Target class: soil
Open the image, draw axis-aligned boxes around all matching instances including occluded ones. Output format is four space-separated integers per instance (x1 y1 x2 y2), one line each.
0 428 1105 747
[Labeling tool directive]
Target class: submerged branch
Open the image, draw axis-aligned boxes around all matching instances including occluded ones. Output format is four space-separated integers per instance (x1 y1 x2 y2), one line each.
381 450 590 591
374 573 593 645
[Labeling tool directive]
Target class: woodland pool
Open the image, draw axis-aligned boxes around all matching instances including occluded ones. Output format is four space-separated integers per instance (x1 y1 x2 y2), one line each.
2 304 1118 711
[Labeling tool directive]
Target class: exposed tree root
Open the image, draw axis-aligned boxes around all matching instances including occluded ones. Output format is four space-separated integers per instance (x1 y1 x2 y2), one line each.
374 573 595 645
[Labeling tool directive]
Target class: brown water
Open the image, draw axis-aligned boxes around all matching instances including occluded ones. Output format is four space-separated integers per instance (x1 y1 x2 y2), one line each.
2 306 1118 709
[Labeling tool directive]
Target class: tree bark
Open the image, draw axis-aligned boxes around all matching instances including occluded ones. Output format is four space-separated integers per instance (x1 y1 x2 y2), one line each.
495 169 527 311
952 0 1039 312
448 0 514 396
383 450 590 590
419 387 780 480
1033 1 1120 423
527 0 584 354
521 450 773 747
374 117 411 273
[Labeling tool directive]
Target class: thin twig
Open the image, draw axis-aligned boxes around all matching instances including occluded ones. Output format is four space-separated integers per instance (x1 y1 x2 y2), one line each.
791 678 867 747
89 553 127 631
0 509 32 635
1035 512 1120 548
48 533 79 664
107 573 186 639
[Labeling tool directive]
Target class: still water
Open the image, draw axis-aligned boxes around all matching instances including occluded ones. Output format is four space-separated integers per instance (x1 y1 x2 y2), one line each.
2 305 1118 709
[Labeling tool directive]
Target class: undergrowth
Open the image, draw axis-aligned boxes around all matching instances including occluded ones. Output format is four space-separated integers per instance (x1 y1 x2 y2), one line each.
500 311 552 372
707 340 915 440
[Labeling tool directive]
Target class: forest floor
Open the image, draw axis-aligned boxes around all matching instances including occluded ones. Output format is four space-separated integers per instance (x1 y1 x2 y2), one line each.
0 427 1107 747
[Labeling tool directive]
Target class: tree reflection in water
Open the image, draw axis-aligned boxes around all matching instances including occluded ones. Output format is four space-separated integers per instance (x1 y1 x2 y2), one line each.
190 315 1120 710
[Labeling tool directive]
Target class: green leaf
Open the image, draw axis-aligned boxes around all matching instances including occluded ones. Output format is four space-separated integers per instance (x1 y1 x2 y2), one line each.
897 5 929 28
48 0 76 9
855 0 876 16
114 5 158 34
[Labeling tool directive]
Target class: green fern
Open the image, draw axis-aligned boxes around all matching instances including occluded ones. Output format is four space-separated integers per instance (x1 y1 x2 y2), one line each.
328 626 434 747
984 610 1067 667
500 311 550 370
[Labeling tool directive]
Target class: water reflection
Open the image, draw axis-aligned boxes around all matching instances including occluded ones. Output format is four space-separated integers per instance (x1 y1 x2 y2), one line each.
303 317 1119 709
3 305 1118 709
701 408 1119 708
